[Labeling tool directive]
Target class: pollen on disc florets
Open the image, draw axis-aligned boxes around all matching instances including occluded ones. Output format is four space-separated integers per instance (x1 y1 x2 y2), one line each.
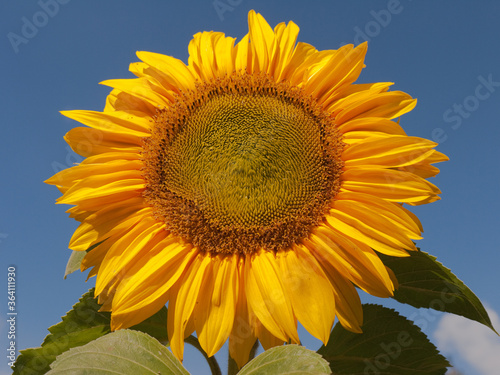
142 71 344 255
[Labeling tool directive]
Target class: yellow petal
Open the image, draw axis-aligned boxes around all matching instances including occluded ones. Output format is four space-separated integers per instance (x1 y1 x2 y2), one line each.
335 191 422 239
79 151 141 164
61 110 151 135
320 262 363 333
69 197 145 251
325 82 392 117
188 32 226 80
234 34 251 72
112 241 197 329
104 88 155 114
245 251 298 343
342 131 394 145
81 236 114 272
113 239 195 312
310 227 395 297
278 245 335 344
46 159 142 189
399 150 449 178
329 200 416 250
269 21 300 80
136 51 197 93
341 168 441 205
214 35 237 76
335 91 416 125
325 205 414 256
95 216 164 296
66 188 143 212
344 136 437 168
229 258 257 369
57 172 144 206
64 127 142 157
304 43 367 104
195 255 239 357
283 41 317 84
168 253 211 361
248 10 275 73
100 77 173 107
339 117 406 136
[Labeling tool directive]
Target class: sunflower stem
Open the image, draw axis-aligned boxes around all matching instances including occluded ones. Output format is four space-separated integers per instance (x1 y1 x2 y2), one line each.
248 340 259 363
227 340 259 375
227 355 238 375
185 335 221 375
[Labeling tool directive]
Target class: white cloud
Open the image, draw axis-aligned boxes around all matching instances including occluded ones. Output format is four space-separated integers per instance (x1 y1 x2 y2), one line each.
434 307 500 375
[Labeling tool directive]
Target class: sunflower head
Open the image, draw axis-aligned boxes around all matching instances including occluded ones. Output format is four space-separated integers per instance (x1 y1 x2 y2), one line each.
46 10 447 368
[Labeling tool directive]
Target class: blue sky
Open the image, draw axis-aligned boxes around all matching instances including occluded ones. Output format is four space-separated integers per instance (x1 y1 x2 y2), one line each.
1 1 500 374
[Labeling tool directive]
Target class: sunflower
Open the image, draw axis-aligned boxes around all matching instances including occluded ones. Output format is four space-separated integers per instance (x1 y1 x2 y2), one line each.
46 10 447 368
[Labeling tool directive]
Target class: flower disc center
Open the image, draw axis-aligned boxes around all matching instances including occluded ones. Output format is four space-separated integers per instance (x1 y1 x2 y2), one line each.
143 73 343 254
167 93 325 228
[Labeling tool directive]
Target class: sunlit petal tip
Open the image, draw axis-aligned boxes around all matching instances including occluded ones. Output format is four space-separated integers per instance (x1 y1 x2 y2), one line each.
354 41 368 57
59 109 73 118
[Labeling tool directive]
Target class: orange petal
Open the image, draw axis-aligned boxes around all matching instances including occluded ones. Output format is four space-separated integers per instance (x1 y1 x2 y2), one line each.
255 321 284 350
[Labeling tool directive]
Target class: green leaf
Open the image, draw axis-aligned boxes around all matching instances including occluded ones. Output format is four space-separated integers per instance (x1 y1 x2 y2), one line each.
131 305 169 345
64 251 86 278
379 250 498 333
239 344 331 375
13 289 112 375
46 330 189 375
318 304 450 375
13 289 169 374
64 241 105 278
